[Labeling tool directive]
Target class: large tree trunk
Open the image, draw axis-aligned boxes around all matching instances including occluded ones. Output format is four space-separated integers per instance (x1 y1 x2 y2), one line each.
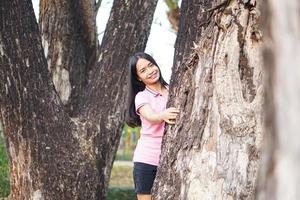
0 0 157 199
0 1 98 199
39 0 98 115
257 0 300 199
153 0 264 199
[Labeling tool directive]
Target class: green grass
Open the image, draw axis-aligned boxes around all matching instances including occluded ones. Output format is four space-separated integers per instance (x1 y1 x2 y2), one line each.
108 187 137 200
0 130 10 197
108 162 136 200
109 164 134 188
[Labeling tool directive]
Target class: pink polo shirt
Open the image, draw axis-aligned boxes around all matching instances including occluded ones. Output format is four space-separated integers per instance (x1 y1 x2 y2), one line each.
133 86 168 166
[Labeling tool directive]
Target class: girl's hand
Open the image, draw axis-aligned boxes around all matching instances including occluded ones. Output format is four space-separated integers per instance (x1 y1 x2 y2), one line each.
161 107 180 124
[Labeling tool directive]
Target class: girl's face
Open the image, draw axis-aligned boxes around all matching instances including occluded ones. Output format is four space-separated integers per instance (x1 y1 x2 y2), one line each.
136 58 160 85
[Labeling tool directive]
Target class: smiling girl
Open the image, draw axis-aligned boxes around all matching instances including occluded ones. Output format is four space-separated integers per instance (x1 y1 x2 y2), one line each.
126 52 179 200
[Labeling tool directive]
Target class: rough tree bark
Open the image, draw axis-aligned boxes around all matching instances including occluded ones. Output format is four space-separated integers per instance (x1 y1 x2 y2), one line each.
257 0 300 199
39 0 98 114
170 0 212 79
153 0 264 199
0 2 95 199
0 0 157 199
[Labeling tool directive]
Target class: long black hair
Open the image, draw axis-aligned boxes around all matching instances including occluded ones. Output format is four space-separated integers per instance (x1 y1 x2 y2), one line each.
126 52 168 127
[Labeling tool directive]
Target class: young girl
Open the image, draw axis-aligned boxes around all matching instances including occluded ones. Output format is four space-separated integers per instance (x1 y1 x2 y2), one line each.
126 52 179 200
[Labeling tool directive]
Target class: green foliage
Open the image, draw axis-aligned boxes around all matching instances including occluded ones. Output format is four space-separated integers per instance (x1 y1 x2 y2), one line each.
165 0 179 10
0 129 10 197
107 187 137 200
116 124 140 161
115 154 132 161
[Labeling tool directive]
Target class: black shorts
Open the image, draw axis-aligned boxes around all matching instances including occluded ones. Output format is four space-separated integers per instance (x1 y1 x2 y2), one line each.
133 162 157 194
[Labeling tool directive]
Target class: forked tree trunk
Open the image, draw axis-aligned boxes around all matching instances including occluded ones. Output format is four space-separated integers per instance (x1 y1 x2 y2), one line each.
153 0 264 199
256 0 300 199
39 0 98 115
0 0 158 199
0 2 96 199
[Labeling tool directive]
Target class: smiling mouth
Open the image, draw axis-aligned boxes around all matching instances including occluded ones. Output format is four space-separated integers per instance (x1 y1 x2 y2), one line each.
148 72 158 79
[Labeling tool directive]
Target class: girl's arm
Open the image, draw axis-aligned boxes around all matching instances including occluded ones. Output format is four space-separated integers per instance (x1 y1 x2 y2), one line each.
138 105 180 124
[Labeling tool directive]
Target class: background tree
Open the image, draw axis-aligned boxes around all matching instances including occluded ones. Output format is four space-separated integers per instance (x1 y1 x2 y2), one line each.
164 0 180 32
0 0 158 199
153 0 264 199
257 0 300 199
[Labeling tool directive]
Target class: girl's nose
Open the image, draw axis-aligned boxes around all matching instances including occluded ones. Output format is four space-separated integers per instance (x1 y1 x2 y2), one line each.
145 68 153 74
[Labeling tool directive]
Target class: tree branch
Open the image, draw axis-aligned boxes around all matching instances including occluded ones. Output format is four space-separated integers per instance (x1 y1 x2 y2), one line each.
95 0 102 15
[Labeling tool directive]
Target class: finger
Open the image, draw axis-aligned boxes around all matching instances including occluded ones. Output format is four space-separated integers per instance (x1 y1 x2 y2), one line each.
167 107 179 112
168 111 179 116
170 107 180 110
166 119 176 125
170 110 180 114
168 107 177 109
168 115 178 119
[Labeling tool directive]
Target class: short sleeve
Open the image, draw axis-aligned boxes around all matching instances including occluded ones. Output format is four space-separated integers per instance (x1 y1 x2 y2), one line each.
135 92 149 115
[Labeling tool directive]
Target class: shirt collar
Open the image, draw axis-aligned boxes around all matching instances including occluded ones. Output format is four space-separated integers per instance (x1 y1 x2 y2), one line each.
145 85 169 97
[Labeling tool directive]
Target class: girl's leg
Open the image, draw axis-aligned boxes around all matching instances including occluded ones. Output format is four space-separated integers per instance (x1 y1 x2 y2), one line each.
137 194 152 200
133 162 157 200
